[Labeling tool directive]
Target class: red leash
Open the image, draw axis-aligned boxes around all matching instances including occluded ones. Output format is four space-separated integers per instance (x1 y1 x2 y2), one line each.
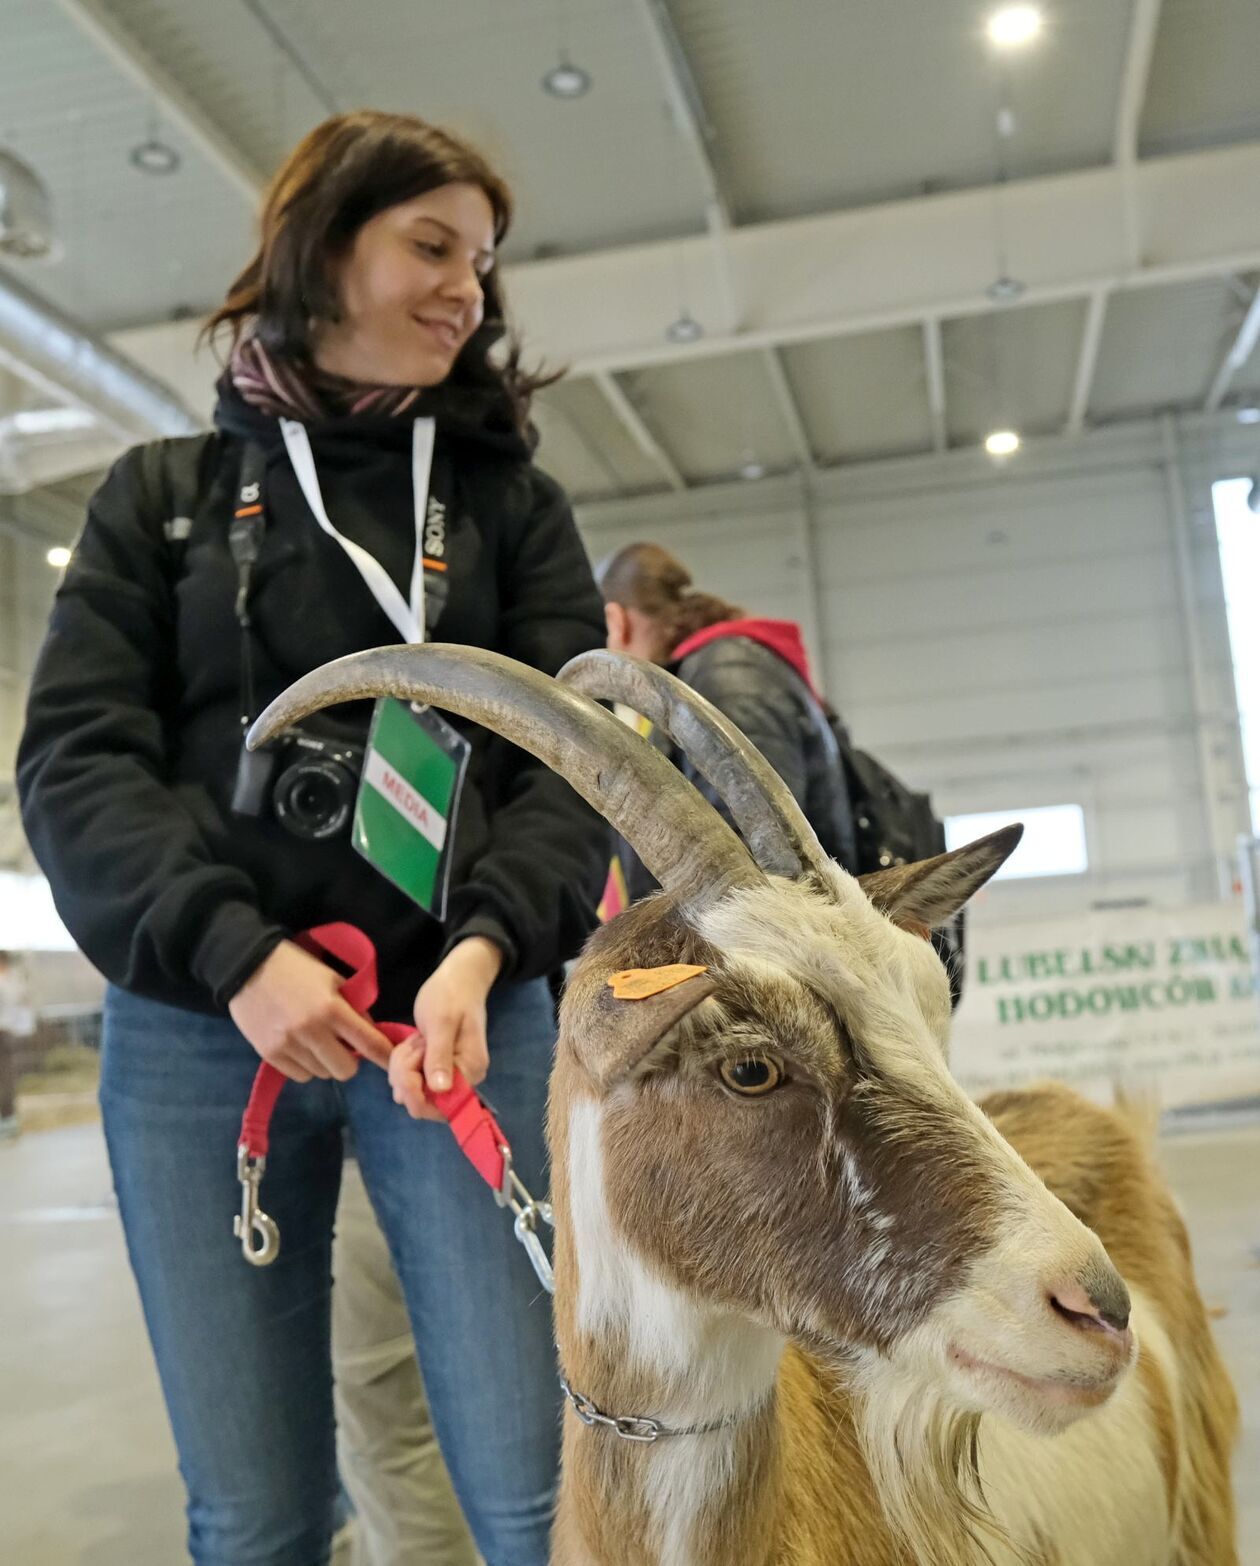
233 923 553 1290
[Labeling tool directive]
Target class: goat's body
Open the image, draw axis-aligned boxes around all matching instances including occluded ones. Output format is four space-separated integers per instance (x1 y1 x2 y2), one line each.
553 1083 1238 1566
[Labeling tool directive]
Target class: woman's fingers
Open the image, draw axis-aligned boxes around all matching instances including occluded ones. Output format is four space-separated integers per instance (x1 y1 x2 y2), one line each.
332 1000 393 1070
388 1038 444 1121
419 1012 458 1096
301 1027 359 1082
453 1008 490 1088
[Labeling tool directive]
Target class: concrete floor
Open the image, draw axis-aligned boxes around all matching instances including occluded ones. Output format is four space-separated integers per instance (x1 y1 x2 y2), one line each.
1 1118 1257 1565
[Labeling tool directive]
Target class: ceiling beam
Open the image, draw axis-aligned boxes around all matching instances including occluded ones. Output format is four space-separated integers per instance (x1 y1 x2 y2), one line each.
54 0 267 203
761 349 814 468
1113 0 1163 269
593 373 687 491
115 141 1260 407
1065 288 1111 435
498 139 1260 378
921 319 947 452
629 0 740 332
1203 284 1260 411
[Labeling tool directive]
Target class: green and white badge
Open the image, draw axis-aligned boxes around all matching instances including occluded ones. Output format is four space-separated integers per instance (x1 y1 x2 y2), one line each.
352 698 470 920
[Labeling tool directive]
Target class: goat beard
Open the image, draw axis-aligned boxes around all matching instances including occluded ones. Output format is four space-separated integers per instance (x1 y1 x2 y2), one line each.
839 1351 1040 1566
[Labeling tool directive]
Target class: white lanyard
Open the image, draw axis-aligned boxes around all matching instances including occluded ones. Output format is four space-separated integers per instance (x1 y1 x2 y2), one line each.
280 417 436 645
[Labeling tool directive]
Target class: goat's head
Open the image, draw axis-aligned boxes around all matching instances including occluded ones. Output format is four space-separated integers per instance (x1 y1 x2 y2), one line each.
250 646 1134 1448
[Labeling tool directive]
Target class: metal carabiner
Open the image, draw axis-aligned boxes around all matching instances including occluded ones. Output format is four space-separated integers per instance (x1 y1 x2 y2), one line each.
513 1202 556 1295
234 1145 280 1267
495 1143 555 1294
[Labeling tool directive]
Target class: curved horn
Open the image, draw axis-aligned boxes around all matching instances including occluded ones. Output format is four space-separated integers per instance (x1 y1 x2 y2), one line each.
559 649 832 881
247 644 762 907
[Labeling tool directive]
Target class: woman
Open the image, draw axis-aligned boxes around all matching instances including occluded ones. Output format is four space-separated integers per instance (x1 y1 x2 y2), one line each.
597 541 857 894
18 111 609 1566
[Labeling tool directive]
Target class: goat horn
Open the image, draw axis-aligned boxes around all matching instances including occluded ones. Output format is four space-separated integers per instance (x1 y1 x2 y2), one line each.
247 644 763 907
559 649 832 882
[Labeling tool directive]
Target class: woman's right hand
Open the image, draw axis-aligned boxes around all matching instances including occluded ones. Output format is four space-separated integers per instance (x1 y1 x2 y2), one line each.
228 939 393 1082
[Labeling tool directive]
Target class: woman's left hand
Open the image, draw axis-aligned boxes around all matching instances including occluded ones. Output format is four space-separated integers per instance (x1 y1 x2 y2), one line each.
389 936 504 1121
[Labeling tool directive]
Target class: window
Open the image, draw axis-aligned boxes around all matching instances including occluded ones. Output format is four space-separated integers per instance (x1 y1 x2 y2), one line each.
944 804 1088 881
1211 477 1260 835
0 872 76 951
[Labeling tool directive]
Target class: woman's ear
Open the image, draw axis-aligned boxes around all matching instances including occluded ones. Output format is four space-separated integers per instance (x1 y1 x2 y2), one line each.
604 601 629 652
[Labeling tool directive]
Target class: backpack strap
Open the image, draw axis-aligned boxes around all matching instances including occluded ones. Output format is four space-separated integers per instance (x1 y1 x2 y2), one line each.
138 433 215 577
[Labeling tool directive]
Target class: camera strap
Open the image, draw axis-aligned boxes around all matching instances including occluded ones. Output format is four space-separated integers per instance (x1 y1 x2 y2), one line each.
229 443 268 730
280 416 435 645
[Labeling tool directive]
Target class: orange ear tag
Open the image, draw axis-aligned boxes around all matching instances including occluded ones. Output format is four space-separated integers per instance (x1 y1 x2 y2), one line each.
608 964 709 1001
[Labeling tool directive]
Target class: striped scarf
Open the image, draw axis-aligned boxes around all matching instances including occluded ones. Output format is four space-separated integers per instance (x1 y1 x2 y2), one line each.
229 334 423 422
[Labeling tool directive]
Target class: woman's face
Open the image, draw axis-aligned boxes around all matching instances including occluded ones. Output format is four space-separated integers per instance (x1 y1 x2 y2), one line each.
313 181 497 387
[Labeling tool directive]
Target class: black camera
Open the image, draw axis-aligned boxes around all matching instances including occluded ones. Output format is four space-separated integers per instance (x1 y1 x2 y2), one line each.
232 727 365 840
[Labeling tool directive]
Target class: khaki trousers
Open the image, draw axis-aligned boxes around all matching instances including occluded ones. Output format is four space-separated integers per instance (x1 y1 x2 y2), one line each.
333 1159 480 1566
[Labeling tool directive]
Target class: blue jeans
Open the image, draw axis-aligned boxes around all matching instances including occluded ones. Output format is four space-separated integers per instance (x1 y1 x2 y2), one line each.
100 978 560 1566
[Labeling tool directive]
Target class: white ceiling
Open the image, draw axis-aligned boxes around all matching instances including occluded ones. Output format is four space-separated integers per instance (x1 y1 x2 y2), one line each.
2 0 1260 506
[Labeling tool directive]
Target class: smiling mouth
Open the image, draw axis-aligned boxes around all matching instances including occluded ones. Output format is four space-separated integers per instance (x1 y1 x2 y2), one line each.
949 1343 1122 1408
415 318 461 352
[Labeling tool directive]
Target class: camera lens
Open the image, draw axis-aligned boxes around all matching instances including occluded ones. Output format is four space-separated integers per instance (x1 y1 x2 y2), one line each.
273 757 355 840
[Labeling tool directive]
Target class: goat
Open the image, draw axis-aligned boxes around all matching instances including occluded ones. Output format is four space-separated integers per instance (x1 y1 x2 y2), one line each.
250 644 1239 1566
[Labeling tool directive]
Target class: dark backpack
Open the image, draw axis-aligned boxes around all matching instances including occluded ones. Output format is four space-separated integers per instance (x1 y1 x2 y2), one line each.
824 708 966 1006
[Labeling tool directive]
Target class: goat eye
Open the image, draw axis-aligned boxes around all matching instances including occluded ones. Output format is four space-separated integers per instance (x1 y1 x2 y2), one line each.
718 1058 782 1096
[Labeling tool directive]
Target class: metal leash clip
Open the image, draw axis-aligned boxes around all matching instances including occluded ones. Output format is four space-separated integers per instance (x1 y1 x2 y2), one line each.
234 1145 280 1267
495 1145 555 1294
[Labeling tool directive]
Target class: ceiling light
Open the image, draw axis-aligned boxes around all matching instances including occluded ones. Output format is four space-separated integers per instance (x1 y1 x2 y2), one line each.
541 53 591 99
0 150 57 259
666 311 703 344
984 428 1021 457
1235 405 1260 426
129 137 181 175
46 546 72 569
986 5 1043 48
986 275 1026 303
10 407 97 437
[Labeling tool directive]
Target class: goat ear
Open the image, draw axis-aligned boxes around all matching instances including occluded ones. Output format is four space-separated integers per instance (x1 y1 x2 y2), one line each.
858 824 1023 929
564 969 717 1090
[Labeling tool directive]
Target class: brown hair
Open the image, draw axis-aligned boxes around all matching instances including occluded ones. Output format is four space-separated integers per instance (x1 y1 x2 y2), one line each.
204 110 553 432
596 541 744 651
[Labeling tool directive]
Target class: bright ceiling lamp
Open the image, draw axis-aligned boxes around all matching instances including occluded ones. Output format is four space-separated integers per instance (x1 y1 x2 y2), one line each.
10 407 96 436
542 52 591 98
46 545 72 568
984 428 1021 456
987 5 1043 48
665 310 703 344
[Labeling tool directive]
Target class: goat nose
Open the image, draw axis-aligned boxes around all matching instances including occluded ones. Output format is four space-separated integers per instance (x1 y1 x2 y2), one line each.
1049 1269 1132 1337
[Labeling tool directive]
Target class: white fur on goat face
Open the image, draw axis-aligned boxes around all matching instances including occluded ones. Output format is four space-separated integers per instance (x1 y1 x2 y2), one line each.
582 872 1134 1436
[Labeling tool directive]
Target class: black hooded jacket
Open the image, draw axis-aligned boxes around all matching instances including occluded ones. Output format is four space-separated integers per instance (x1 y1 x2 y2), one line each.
17 381 611 1020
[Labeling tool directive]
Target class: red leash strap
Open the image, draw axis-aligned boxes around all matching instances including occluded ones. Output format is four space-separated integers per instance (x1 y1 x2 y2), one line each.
233 925 550 1284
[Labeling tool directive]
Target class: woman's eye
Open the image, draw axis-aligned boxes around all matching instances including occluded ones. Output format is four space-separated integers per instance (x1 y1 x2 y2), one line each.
416 241 445 259
718 1057 783 1096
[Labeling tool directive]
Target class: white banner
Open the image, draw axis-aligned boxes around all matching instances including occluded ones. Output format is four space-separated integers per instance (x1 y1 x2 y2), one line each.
951 902 1260 1110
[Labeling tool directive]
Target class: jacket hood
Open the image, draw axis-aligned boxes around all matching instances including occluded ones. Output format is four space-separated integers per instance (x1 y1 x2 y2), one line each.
671 617 821 699
213 373 535 461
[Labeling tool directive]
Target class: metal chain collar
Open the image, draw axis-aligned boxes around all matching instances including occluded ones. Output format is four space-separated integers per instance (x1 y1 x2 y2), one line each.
559 1377 743 1444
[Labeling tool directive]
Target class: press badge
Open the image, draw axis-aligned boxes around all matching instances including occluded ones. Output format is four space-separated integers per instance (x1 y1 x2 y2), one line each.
352 698 470 920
